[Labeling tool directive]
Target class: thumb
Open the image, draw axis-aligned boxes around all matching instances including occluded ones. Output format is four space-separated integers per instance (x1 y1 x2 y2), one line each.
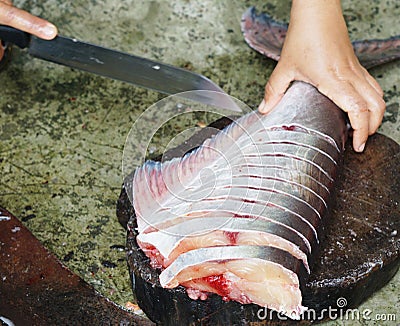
258 67 293 114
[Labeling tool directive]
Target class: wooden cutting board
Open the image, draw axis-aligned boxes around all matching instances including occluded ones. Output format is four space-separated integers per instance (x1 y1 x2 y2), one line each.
117 117 400 325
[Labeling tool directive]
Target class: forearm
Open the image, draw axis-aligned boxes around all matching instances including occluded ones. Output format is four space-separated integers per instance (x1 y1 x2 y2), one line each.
286 0 352 64
291 0 343 18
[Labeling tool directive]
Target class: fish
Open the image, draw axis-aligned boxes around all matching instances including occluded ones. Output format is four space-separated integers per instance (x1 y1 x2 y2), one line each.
127 6 400 321
131 78 347 318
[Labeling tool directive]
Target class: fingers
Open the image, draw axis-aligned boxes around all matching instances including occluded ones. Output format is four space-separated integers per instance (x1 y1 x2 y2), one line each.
321 81 369 151
357 80 386 135
362 66 384 97
0 2 57 39
259 62 385 153
360 69 386 135
340 100 370 153
318 73 385 152
258 65 293 114
0 1 11 63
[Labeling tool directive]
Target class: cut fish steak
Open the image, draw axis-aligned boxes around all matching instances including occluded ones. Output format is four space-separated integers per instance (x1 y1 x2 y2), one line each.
130 81 347 319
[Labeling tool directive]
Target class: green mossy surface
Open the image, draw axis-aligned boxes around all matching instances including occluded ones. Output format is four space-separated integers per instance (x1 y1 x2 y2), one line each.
1 0 399 323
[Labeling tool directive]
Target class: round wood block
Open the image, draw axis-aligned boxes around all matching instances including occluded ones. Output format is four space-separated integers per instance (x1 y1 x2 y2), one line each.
117 118 400 325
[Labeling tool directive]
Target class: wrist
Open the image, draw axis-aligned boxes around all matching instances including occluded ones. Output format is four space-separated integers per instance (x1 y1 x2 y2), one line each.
289 0 347 35
291 0 343 20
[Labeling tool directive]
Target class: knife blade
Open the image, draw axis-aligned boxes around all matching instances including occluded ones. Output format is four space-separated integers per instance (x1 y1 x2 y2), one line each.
0 25 241 112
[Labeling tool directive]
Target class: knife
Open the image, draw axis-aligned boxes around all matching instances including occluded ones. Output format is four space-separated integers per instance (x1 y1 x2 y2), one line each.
0 25 241 112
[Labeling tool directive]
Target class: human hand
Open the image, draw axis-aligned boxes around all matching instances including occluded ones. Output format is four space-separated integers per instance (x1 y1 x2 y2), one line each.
258 0 385 152
0 0 57 60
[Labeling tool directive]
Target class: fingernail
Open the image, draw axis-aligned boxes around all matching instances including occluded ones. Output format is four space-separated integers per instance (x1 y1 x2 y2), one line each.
358 143 365 152
40 24 58 39
258 99 271 113
258 99 266 112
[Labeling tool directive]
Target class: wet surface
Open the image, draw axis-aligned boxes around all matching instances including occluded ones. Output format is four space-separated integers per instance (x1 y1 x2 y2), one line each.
0 0 399 325
0 207 154 325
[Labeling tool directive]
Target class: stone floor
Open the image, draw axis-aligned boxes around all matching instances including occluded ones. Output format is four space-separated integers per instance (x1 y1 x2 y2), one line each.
0 0 399 324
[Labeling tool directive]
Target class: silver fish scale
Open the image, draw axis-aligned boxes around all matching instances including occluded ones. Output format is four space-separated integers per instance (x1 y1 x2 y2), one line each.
159 245 306 288
138 216 311 258
133 81 347 283
252 130 340 163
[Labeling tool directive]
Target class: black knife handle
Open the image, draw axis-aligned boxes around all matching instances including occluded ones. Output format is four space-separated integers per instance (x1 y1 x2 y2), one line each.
0 25 31 48
0 41 12 72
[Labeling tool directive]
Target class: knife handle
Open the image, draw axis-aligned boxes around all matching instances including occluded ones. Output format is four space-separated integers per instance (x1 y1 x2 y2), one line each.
0 25 31 49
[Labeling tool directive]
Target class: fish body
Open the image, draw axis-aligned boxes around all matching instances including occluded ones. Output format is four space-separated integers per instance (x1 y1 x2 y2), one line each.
124 6 400 323
131 82 347 318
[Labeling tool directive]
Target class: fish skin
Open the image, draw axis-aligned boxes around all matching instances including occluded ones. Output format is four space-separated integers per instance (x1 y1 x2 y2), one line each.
251 130 340 164
131 80 347 318
137 216 311 270
132 83 346 230
241 6 400 69
144 197 318 245
159 245 309 318
159 245 307 285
